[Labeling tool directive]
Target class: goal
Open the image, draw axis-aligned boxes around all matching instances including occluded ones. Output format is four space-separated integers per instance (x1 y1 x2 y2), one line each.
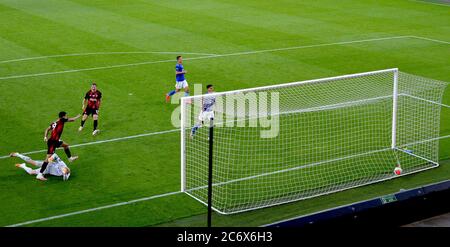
180 68 448 214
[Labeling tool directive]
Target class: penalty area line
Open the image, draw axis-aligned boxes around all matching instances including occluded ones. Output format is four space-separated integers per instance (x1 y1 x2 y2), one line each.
0 51 219 64
409 0 450 7
0 128 179 160
6 191 182 227
4 35 449 81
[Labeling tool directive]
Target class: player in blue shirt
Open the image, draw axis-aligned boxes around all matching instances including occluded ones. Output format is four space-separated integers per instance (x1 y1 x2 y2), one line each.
166 56 190 102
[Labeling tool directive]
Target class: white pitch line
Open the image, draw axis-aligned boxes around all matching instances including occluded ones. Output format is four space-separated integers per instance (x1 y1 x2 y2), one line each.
3 34 450 227
6 191 182 227
409 0 450 7
207 36 411 57
5 132 450 226
0 129 179 159
0 58 185 81
2 35 444 81
409 35 450 45
0 51 218 64
0 37 422 156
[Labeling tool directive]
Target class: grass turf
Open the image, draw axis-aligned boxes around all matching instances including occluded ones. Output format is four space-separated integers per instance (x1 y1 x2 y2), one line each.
0 0 448 226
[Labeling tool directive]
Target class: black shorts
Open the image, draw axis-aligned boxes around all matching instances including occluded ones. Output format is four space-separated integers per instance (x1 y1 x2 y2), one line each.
47 140 63 154
83 107 99 116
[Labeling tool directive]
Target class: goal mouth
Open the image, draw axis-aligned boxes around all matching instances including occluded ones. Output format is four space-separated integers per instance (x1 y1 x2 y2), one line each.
185 145 439 215
180 68 449 214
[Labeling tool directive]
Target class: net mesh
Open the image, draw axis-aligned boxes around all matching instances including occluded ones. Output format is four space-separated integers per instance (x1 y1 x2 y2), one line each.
181 69 448 214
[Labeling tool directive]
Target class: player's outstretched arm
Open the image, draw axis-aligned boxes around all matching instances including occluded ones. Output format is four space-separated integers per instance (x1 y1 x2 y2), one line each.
44 126 51 142
68 114 82 122
82 99 88 110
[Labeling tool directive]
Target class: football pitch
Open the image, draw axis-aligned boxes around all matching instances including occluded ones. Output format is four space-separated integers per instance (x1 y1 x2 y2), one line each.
0 0 449 227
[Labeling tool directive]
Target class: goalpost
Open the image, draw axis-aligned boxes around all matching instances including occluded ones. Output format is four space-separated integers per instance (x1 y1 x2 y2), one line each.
180 68 448 215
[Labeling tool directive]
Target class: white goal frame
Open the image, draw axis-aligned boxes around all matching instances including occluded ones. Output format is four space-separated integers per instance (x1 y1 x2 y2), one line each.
180 68 447 214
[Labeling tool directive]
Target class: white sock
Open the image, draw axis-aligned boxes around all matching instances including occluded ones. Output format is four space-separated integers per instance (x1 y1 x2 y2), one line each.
19 164 33 175
16 153 31 163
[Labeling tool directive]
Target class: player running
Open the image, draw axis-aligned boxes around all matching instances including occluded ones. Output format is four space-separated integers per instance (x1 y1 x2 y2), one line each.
37 111 80 181
191 85 215 138
10 152 71 181
79 82 102 136
165 56 190 103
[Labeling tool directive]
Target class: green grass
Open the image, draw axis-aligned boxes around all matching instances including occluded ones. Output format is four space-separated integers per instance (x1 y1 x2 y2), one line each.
0 0 448 226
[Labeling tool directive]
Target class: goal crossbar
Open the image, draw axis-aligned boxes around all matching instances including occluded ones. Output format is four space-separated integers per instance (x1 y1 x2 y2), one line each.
183 68 399 100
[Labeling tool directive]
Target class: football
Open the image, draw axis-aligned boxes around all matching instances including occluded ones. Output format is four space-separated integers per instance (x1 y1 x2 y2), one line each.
394 166 403 176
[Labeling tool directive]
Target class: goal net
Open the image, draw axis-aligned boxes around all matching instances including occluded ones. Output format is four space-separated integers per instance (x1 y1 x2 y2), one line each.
180 68 448 214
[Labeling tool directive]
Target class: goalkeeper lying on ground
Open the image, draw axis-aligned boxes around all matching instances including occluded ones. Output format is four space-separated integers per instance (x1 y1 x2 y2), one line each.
10 152 71 181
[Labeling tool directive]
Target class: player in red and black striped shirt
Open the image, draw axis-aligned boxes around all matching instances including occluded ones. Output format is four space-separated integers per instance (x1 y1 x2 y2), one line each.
37 111 81 181
79 82 102 136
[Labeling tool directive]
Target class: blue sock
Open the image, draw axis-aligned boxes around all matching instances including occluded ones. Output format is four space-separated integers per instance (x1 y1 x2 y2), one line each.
167 90 176 96
191 125 199 135
184 92 190 97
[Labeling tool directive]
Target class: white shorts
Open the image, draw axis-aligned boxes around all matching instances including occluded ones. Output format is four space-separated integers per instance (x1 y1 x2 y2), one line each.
198 111 214 122
175 80 188 89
